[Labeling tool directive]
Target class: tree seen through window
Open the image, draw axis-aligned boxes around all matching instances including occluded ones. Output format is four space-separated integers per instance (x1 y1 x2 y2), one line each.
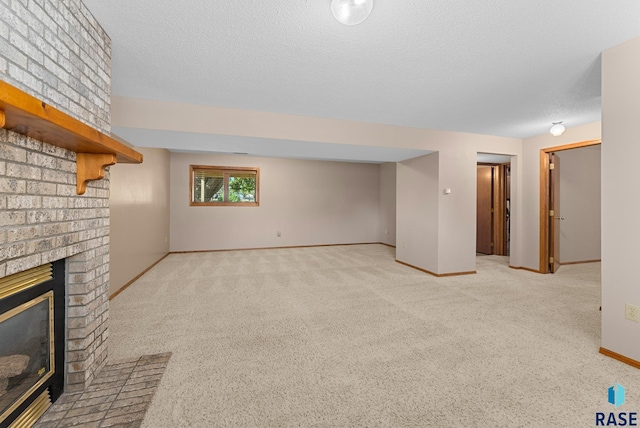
191 166 259 206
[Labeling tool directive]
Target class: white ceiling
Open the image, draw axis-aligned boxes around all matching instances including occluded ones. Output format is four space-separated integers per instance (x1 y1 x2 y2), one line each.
83 0 640 162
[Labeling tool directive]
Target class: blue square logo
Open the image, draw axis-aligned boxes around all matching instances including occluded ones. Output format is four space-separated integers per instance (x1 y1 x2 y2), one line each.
608 383 626 408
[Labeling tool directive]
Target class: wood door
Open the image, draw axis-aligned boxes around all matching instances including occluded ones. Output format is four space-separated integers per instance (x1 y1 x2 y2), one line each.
549 153 561 273
476 166 493 254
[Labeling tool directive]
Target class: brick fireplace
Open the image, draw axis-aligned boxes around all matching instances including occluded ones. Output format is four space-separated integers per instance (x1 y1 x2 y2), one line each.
1 0 117 398
1 127 112 393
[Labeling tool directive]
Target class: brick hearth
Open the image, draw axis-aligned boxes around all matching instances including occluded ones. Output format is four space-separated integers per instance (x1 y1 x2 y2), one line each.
34 353 171 428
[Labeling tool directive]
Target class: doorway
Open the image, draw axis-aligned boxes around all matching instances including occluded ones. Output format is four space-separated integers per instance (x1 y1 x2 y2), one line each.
539 139 601 273
476 156 511 256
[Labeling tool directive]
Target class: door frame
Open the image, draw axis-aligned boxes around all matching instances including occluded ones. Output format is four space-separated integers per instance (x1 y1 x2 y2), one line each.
477 162 510 255
538 139 601 273
476 165 494 255
493 163 509 256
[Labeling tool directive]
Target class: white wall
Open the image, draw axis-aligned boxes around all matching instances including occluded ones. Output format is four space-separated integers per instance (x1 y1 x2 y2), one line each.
110 148 171 295
379 163 397 246
601 36 640 361
396 153 439 273
557 147 601 264
520 122 601 270
170 153 381 251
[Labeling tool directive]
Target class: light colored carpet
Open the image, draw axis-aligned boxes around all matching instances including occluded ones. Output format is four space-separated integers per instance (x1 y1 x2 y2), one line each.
108 244 640 427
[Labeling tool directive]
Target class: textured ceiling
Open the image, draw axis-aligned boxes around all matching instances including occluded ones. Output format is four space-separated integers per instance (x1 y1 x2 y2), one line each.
83 0 640 160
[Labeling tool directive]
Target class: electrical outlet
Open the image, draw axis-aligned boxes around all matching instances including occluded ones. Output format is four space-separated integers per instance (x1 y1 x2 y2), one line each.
277 231 281 237
625 304 639 322
384 229 388 235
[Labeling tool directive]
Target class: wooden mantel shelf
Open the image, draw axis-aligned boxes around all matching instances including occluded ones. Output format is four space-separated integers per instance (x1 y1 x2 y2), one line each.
0 80 143 194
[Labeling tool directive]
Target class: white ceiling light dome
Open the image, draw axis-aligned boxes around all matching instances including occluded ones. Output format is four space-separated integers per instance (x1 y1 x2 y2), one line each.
549 121 566 137
331 0 374 25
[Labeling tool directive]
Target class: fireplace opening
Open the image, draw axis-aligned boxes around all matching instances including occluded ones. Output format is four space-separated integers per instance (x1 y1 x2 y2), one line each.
0 261 65 428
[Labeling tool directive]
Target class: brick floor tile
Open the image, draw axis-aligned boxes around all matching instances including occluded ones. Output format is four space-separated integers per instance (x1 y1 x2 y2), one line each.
33 421 60 428
100 421 142 428
120 379 160 393
104 403 148 419
100 410 146 427
85 379 127 392
114 387 156 401
128 368 165 379
80 386 122 400
132 361 167 371
54 392 83 404
124 374 163 386
57 411 104 426
64 403 111 418
71 394 118 409
40 408 69 422
34 353 170 428
109 394 153 409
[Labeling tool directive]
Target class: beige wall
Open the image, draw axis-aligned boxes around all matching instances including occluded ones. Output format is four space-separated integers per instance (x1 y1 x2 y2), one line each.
379 163 397 246
436 149 478 273
110 147 171 295
601 36 640 361
113 97 519 152
170 153 381 251
396 153 439 273
396 144 521 275
520 122 601 270
113 97 523 273
557 147 601 263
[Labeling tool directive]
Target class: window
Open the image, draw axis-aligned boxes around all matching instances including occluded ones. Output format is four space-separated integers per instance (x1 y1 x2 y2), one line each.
190 165 259 206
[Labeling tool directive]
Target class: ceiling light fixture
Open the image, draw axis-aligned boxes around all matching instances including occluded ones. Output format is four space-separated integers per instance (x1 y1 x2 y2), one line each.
549 121 566 137
331 0 374 26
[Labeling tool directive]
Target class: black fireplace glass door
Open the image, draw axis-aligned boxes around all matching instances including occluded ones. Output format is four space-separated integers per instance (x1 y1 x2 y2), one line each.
0 291 54 423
